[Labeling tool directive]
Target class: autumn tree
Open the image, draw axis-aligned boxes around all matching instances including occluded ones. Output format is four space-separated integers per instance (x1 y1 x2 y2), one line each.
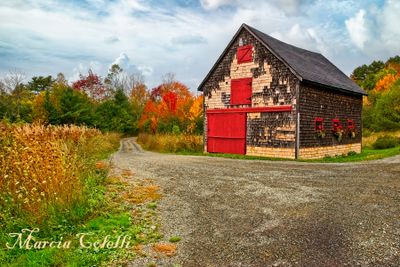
187 95 204 134
72 70 111 101
139 75 196 134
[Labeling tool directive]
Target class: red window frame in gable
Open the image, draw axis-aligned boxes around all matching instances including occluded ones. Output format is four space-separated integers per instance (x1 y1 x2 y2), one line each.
314 117 324 130
230 78 252 105
237 45 253 64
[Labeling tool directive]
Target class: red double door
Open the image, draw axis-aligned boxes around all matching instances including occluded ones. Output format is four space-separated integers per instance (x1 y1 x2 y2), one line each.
207 112 246 155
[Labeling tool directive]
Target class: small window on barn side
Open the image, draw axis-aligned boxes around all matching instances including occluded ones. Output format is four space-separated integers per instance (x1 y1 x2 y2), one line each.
230 78 252 105
347 119 355 129
332 119 341 129
237 45 253 64
314 117 324 130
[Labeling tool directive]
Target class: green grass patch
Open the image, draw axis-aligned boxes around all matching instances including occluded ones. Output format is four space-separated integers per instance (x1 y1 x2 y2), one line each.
309 146 400 163
165 146 400 163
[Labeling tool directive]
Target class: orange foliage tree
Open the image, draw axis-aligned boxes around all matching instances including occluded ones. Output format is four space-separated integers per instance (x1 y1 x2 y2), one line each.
374 73 399 92
138 80 203 134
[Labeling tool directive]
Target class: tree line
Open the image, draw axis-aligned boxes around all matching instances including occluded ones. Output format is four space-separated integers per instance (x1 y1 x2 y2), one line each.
0 65 203 135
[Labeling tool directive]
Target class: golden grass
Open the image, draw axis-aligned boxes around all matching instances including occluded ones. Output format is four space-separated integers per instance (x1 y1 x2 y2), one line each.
363 130 400 147
137 133 203 153
152 243 177 256
0 123 119 220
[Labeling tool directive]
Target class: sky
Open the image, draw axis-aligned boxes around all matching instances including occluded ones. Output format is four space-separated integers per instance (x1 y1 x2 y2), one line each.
0 0 399 92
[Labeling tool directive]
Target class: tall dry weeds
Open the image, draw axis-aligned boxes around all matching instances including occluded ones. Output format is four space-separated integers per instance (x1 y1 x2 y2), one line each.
0 123 103 220
137 133 203 153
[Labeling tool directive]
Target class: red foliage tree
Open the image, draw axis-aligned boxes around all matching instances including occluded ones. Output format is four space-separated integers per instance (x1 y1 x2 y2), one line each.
139 80 193 133
72 70 110 101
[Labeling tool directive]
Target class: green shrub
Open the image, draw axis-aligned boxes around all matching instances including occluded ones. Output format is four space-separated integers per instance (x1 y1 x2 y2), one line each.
373 135 399 149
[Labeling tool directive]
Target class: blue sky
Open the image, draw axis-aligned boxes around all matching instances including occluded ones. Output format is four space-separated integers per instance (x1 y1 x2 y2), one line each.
0 0 398 91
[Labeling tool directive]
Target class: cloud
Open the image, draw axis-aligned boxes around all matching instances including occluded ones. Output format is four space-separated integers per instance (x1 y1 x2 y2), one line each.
345 9 369 49
345 2 400 57
110 52 152 76
111 53 134 71
138 66 153 76
104 36 120 44
199 0 232 10
171 34 207 45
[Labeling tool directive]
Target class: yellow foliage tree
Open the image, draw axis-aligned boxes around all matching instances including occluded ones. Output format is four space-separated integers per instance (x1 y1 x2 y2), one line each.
187 95 204 134
374 73 399 92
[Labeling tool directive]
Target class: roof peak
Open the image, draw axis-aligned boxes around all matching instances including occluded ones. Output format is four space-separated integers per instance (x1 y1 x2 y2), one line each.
243 24 321 55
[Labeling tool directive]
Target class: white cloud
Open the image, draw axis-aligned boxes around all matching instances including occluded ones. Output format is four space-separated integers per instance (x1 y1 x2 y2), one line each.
345 2 400 58
199 0 232 10
345 9 369 49
111 53 134 72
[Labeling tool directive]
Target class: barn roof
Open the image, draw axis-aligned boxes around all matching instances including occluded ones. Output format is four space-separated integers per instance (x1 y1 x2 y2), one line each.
198 24 367 96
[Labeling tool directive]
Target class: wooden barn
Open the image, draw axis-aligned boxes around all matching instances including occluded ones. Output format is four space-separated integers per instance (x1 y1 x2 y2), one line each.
198 24 367 159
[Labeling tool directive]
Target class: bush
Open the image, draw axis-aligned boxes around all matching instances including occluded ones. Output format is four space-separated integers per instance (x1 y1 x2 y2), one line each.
372 135 400 149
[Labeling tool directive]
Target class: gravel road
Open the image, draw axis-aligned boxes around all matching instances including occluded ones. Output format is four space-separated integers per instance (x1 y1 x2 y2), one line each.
113 138 400 267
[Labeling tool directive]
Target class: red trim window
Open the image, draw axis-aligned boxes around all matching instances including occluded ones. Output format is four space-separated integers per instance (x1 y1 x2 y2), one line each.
230 78 252 105
332 118 342 131
314 117 324 130
347 119 355 130
237 44 253 64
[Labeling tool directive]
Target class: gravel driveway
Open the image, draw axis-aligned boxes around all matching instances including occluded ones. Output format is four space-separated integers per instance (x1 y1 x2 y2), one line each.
113 138 400 267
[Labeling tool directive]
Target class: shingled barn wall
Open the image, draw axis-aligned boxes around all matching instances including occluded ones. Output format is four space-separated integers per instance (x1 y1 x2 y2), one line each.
298 84 362 159
203 29 299 158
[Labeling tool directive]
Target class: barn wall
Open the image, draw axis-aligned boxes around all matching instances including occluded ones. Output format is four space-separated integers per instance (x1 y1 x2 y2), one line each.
298 84 362 159
203 29 299 158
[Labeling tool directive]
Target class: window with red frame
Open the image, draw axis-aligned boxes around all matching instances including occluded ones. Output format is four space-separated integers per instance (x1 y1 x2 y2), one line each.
314 117 324 130
332 119 342 130
347 119 355 129
237 45 253 64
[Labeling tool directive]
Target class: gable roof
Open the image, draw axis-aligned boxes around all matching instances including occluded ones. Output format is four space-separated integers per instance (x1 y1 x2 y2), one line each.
198 24 367 96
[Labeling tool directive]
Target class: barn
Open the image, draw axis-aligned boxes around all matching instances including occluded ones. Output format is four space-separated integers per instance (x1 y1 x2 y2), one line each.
198 24 367 159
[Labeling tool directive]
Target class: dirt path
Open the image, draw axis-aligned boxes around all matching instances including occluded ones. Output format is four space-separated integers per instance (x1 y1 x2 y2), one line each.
112 138 400 267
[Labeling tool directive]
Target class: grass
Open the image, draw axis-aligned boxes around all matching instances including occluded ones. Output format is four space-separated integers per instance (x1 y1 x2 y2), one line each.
137 131 400 163
362 130 400 147
0 124 162 266
306 146 400 163
137 133 203 153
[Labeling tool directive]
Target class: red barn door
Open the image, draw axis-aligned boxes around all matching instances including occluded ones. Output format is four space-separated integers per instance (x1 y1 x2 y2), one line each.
207 112 246 155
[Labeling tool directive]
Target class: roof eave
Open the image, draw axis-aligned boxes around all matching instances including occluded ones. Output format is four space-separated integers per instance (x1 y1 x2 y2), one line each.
301 79 368 96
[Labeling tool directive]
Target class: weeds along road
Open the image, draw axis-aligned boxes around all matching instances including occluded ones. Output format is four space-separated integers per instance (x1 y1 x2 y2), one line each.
114 138 400 267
